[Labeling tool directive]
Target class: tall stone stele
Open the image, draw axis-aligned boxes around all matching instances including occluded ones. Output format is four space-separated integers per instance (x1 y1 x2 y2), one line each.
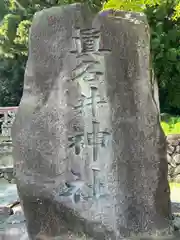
12 3 172 240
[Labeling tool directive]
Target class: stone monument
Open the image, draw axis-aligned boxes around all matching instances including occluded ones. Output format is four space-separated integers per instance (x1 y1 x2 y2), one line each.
12 4 172 239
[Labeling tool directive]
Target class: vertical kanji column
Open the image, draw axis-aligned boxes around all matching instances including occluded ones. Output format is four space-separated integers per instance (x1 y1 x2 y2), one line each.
70 28 111 198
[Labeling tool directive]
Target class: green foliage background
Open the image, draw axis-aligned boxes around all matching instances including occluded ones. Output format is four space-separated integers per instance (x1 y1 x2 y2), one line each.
160 114 180 135
0 0 104 107
103 0 180 115
0 0 180 117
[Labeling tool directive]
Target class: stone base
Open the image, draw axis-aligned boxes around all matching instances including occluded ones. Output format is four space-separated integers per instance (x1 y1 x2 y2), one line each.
17 194 178 240
20 195 107 240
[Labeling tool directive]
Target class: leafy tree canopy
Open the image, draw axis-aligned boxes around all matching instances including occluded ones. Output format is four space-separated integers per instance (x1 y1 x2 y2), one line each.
103 0 180 19
0 0 104 58
0 0 103 106
102 0 180 114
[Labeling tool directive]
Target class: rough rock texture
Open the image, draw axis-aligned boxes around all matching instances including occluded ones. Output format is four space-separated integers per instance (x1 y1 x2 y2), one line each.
0 139 14 183
0 107 17 182
167 134 180 182
12 4 172 240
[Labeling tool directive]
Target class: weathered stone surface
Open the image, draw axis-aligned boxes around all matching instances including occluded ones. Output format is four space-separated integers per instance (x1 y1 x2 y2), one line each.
168 164 174 177
167 135 180 182
167 145 175 155
169 157 176 168
174 166 180 176
0 107 17 182
0 143 14 182
174 155 180 165
167 135 180 146
167 154 173 164
12 4 172 240
176 146 180 154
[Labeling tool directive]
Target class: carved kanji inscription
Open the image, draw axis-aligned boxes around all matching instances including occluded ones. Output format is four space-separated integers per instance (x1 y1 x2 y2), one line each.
61 28 111 202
